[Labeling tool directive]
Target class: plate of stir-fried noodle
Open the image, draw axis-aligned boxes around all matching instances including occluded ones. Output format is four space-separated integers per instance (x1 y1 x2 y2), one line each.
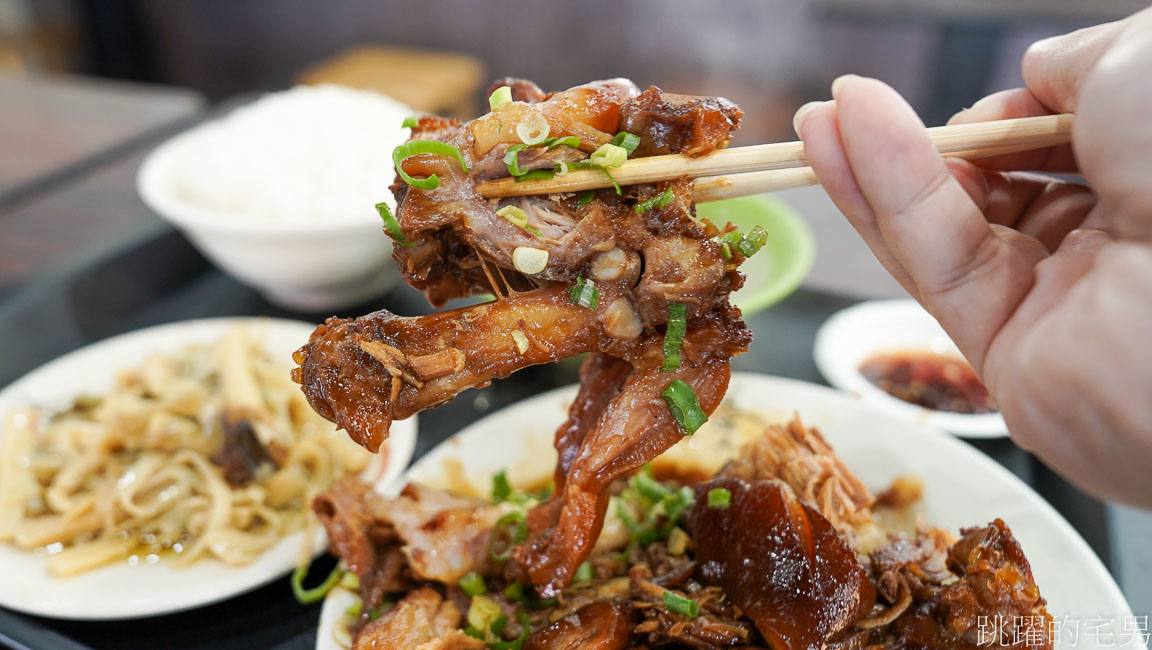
0 318 416 619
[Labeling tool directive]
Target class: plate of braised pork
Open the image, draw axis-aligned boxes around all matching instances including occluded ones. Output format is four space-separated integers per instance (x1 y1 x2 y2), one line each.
309 374 1132 649
281 77 1136 649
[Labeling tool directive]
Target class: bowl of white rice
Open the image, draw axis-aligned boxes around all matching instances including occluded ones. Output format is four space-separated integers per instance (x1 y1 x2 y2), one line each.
138 84 415 311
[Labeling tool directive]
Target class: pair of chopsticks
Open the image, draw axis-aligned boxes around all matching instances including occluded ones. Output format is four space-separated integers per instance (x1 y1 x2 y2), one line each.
475 113 1073 203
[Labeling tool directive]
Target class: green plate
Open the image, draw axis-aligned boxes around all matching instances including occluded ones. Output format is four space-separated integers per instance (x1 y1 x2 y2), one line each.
696 194 816 315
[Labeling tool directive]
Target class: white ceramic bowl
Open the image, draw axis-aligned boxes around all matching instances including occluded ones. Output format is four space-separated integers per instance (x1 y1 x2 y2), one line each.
137 127 397 312
814 299 1008 438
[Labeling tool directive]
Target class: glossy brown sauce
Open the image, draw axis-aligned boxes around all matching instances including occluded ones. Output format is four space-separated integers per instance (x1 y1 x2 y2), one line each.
859 351 997 414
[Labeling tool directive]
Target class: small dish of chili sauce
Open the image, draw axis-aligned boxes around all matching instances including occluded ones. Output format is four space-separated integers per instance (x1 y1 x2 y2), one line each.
858 351 997 415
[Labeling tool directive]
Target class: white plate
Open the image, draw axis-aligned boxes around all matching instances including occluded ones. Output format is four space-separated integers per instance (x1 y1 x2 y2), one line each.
317 373 1135 650
0 317 417 620
815 299 1008 438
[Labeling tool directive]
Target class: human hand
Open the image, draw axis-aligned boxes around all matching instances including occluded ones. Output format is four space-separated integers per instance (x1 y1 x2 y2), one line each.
794 8 1152 506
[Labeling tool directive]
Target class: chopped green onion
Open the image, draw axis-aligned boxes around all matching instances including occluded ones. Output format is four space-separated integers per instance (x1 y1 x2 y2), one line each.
746 225 768 247
489 86 513 111
611 131 641 155
515 169 555 182
516 111 551 145
663 590 699 618
590 143 628 169
546 135 581 149
635 472 672 502
601 167 622 194
661 379 708 435
376 202 416 248
568 276 599 310
636 187 676 214
568 160 622 194
488 612 533 650
737 225 769 256
401 116 419 128
719 241 732 259
490 612 509 637
707 487 732 509
578 190 595 207
458 571 487 596
512 246 549 274
339 572 360 590
720 229 745 246
503 144 529 176
489 511 528 563
344 600 362 617
573 562 595 583
466 595 502 633
291 563 344 605
496 205 528 228
667 527 691 556
661 302 687 372
504 581 525 602
491 469 513 503
392 140 469 190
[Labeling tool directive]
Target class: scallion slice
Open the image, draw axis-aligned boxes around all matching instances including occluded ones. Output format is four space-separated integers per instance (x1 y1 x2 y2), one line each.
661 380 707 435
611 131 641 155
568 276 599 310
590 143 628 169
376 202 415 247
516 111 551 145
663 590 699 618
719 242 732 259
504 581 525 602
547 135 581 149
291 563 344 604
466 595 502 633
393 140 469 190
661 302 687 372
573 562 595 583
707 487 732 509
635 472 672 502
503 144 529 176
578 190 595 207
458 571 487 596
491 469 513 503
515 169 555 182
737 225 769 256
489 86 512 111
489 511 528 563
636 187 676 214
401 116 419 128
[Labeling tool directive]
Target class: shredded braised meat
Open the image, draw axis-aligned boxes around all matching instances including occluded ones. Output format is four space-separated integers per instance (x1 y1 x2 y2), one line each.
313 416 1052 650
293 78 753 594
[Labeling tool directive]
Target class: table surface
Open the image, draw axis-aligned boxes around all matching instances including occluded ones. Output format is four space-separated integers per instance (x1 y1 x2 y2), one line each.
0 74 203 209
0 223 1134 649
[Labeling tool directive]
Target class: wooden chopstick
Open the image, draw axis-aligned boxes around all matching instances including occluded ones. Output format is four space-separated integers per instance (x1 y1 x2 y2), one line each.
475 113 1073 199
692 138 1068 204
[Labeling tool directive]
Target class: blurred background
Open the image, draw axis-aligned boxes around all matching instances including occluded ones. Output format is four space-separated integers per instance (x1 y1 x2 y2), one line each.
1 0 1148 292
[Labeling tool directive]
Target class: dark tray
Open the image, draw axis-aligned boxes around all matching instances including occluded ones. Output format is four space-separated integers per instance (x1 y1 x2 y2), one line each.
0 226 1113 650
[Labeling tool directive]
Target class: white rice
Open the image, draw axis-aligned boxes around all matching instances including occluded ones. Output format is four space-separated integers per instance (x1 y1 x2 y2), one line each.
166 84 414 224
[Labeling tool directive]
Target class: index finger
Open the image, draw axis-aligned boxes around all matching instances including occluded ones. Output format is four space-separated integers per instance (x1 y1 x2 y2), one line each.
831 76 1037 374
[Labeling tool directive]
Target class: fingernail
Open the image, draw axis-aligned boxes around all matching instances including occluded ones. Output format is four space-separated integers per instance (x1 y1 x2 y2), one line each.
792 101 824 137
831 74 861 98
